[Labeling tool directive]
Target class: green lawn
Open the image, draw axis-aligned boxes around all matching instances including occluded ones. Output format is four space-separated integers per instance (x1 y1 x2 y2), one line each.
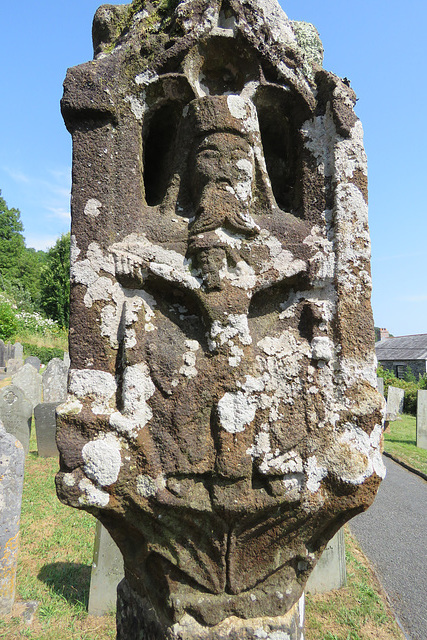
383 413 427 476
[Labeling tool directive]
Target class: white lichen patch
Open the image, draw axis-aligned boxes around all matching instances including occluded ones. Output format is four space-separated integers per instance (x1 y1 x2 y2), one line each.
84 198 102 217
337 423 386 484
82 433 122 486
78 478 110 507
56 397 83 416
305 455 328 492
111 233 202 290
209 314 252 351
226 95 259 133
217 391 257 433
101 284 157 348
110 363 155 437
68 369 117 415
179 340 200 378
214 227 244 249
136 474 166 498
124 95 145 120
311 337 334 362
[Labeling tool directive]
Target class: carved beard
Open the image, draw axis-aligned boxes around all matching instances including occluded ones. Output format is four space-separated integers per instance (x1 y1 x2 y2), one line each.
189 182 258 238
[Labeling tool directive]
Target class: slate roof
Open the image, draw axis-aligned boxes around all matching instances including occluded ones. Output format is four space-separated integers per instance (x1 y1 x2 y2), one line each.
375 334 427 361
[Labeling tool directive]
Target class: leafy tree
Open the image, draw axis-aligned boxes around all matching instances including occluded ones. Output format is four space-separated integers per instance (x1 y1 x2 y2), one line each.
0 301 19 340
39 233 70 327
0 191 45 306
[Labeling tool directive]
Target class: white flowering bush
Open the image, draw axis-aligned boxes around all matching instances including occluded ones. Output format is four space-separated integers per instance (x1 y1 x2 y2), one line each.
15 310 62 337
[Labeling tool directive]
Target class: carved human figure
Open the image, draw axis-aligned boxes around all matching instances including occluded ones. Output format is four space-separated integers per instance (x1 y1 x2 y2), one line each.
57 2 384 636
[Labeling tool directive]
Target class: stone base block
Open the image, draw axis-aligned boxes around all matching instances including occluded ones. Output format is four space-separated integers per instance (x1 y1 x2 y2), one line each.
116 579 304 640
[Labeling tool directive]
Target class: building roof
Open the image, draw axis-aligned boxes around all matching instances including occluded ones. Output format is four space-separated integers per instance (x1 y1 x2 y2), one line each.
375 334 427 361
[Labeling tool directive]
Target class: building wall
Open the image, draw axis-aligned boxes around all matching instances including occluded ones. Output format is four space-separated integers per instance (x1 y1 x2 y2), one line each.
378 359 427 380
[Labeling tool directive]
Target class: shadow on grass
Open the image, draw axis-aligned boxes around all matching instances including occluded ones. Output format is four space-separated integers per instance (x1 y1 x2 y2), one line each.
385 437 417 446
38 562 91 607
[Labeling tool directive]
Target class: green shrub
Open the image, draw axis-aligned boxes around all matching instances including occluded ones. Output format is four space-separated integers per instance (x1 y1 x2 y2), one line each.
21 343 65 364
0 300 19 340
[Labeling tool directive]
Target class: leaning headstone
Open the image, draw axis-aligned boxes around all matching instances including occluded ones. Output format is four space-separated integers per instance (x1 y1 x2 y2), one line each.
24 356 41 372
88 522 124 616
0 386 32 456
42 358 68 403
11 343 23 364
306 528 347 594
0 420 25 615
12 363 42 409
386 386 405 421
34 403 60 457
377 377 384 397
56 2 384 638
6 359 23 375
416 389 427 450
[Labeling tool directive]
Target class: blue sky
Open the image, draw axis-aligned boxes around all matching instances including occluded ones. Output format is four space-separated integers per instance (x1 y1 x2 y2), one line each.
1 1 426 337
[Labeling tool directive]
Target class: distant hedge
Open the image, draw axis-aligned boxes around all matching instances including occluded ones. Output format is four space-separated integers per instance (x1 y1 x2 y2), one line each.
21 343 64 365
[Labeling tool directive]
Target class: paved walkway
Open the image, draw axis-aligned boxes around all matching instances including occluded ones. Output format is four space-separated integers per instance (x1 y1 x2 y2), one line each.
349 456 427 640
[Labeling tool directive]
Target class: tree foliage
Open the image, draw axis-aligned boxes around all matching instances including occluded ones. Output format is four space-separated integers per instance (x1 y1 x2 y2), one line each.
0 190 45 305
39 233 71 328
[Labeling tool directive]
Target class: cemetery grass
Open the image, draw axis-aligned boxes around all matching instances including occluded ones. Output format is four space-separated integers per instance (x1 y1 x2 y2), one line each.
2 429 116 640
383 413 427 476
1 433 403 640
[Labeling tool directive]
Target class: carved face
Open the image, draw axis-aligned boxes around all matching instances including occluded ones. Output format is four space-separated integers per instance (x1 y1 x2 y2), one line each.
192 132 254 198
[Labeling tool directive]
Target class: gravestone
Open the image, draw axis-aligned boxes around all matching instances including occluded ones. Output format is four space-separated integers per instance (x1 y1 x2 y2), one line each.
416 389 427 450
386 386 405 421
42 358 68 403
24 356 41 372
88 521 124 616
0 341 22 369
306 528 346 594
56 1 384 638
0 420 25 615
12 363 42 409
63 352 71 368
6 359 23 375
34 403 60 457
11 343 23 364
377 377 384 397
0 340 6 368
0 386 32 456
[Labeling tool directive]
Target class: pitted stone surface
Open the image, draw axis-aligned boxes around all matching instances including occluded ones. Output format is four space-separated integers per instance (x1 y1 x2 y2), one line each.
57 0 384 636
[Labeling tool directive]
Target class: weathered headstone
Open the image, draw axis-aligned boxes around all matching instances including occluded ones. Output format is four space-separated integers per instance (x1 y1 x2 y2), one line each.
6 359 23 375
0 386 32 456
42 358 68 403
386 386 405 421
11 343 23 364
34 403 60 457
306 528 347 594
56 1 384 638
88 521 124 616
0 420 25 615
377 376 384 397
12 363 42 410
63 352 71 368
0 340 6 369
416 389 427 450
24 356 41 372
